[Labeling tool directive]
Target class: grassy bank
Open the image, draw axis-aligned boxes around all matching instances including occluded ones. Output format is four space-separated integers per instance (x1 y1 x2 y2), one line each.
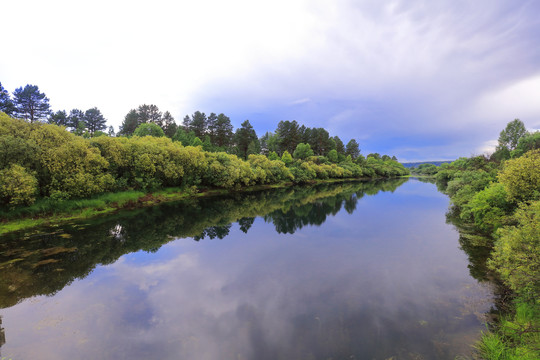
0 177 379 235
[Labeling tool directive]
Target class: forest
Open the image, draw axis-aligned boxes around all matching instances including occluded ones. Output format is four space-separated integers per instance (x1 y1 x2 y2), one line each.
412 119 540 360
0 83 408 211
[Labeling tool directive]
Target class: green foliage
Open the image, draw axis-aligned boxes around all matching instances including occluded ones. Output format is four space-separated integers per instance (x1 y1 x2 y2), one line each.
490 201 540 300
327 149 338 163
511 131 540 158
281 150 293 165
0 164 38 206
498 118 528 151
345 139 360 159
268 151 279 161
461 182 514 233
498 149 540 203
12 84 51 122
133 123 165 137
293 142 314 159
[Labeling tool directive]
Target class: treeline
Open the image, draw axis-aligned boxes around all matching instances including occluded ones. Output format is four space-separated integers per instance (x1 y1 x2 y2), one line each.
0 112 408 208
426 119 539 359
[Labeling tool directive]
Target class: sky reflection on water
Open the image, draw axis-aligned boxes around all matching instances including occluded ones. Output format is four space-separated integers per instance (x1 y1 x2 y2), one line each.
0 180 492 360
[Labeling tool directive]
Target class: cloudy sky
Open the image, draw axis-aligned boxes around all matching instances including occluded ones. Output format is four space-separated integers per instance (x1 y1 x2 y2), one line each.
1 0 539 161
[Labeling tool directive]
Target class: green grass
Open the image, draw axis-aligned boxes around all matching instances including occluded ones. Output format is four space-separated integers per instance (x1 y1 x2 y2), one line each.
475 300 540 360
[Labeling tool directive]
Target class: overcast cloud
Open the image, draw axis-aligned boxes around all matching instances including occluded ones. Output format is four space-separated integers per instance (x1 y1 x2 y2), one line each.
1 0 539 161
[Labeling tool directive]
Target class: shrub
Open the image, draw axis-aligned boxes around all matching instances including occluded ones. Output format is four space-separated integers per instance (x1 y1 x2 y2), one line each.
0 164 38 206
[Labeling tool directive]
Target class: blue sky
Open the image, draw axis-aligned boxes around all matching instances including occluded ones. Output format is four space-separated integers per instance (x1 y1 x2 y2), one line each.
1 0 540 161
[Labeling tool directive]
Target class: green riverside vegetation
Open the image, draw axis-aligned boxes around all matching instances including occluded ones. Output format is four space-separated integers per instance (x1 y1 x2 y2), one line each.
423 119 540 360
0 112 409 233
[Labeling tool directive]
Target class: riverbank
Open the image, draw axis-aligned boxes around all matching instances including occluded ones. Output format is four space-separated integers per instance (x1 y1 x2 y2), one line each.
0 177 382 235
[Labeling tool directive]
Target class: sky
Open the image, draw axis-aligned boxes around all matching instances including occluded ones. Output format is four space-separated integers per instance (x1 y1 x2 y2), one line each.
1 0 540 162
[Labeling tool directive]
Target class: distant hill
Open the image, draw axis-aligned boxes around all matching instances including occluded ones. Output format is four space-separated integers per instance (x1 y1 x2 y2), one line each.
401 161 453 168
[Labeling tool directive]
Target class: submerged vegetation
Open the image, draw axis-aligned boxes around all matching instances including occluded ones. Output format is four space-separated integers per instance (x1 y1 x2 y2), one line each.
426 119 540 359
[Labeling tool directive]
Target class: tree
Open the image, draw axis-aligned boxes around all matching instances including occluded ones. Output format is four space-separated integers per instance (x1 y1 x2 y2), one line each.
137 104 162 126
333 136 345 154
187 111 207 138
133 123 164 137
281 150 293 165
293 143 314 159
276 120 301 154
212 113 233 149
12 84 51 122
162 111 177 138
119 109 139 136
309 128 331 155
234 120 258 159
48 110 69 126
67 109 85 132
328 149 338 163
498 149 540 202
498 118 527 151
345 139 360 159
84 107 107 136
260 131 279 155
0 82 15 116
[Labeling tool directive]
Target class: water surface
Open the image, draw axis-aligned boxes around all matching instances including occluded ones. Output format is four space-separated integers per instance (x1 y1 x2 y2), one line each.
0 179 492 360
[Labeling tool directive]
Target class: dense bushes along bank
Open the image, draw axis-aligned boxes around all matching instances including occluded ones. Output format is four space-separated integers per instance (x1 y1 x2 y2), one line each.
431 147 539 359
0 113 408 215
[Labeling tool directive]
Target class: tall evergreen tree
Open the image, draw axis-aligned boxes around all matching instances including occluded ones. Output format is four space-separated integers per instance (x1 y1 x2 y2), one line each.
162 111 177 138
12 84 51 122
333 136 345 154
138 104 162 125
345 139 360 159
212 113 233 149
276 120 301 154
49 110 69 126
235 120 258 159
189 111 207 138
0 82 15 116
84 107 107 136
68 109 86 132
119 109 140 136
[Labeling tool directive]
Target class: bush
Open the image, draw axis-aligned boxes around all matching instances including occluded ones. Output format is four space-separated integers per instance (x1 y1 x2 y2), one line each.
498 149 540 202
490 200 540 300
0 164 38 206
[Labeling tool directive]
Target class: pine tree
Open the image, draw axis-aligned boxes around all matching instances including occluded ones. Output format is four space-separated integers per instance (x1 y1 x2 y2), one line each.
84 107 107 136
12 84 51 122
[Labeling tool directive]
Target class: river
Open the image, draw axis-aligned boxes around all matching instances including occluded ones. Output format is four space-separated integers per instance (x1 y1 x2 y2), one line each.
0 178 493 360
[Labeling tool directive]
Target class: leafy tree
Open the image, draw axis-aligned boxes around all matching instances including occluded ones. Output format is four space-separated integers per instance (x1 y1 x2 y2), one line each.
0 82 15 116
511 131 540 158
260 131 279 155
345 139 360 159
84 107 107 136
293 143 314 159
281 150 293 165
173 127 197 146
0 164 38 206
327 149 338 163
234 120 258 159
191 136 203 147
498 118 527 151
134 123 165 137
268 151 279 161
119 109 140 136
12 84 51 122
498 149 540 202
108 126 115 137
161 111 177 138
48 110 69 126
490 200 540 300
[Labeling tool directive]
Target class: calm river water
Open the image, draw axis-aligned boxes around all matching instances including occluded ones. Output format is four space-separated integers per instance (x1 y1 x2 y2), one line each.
0 179 493 360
